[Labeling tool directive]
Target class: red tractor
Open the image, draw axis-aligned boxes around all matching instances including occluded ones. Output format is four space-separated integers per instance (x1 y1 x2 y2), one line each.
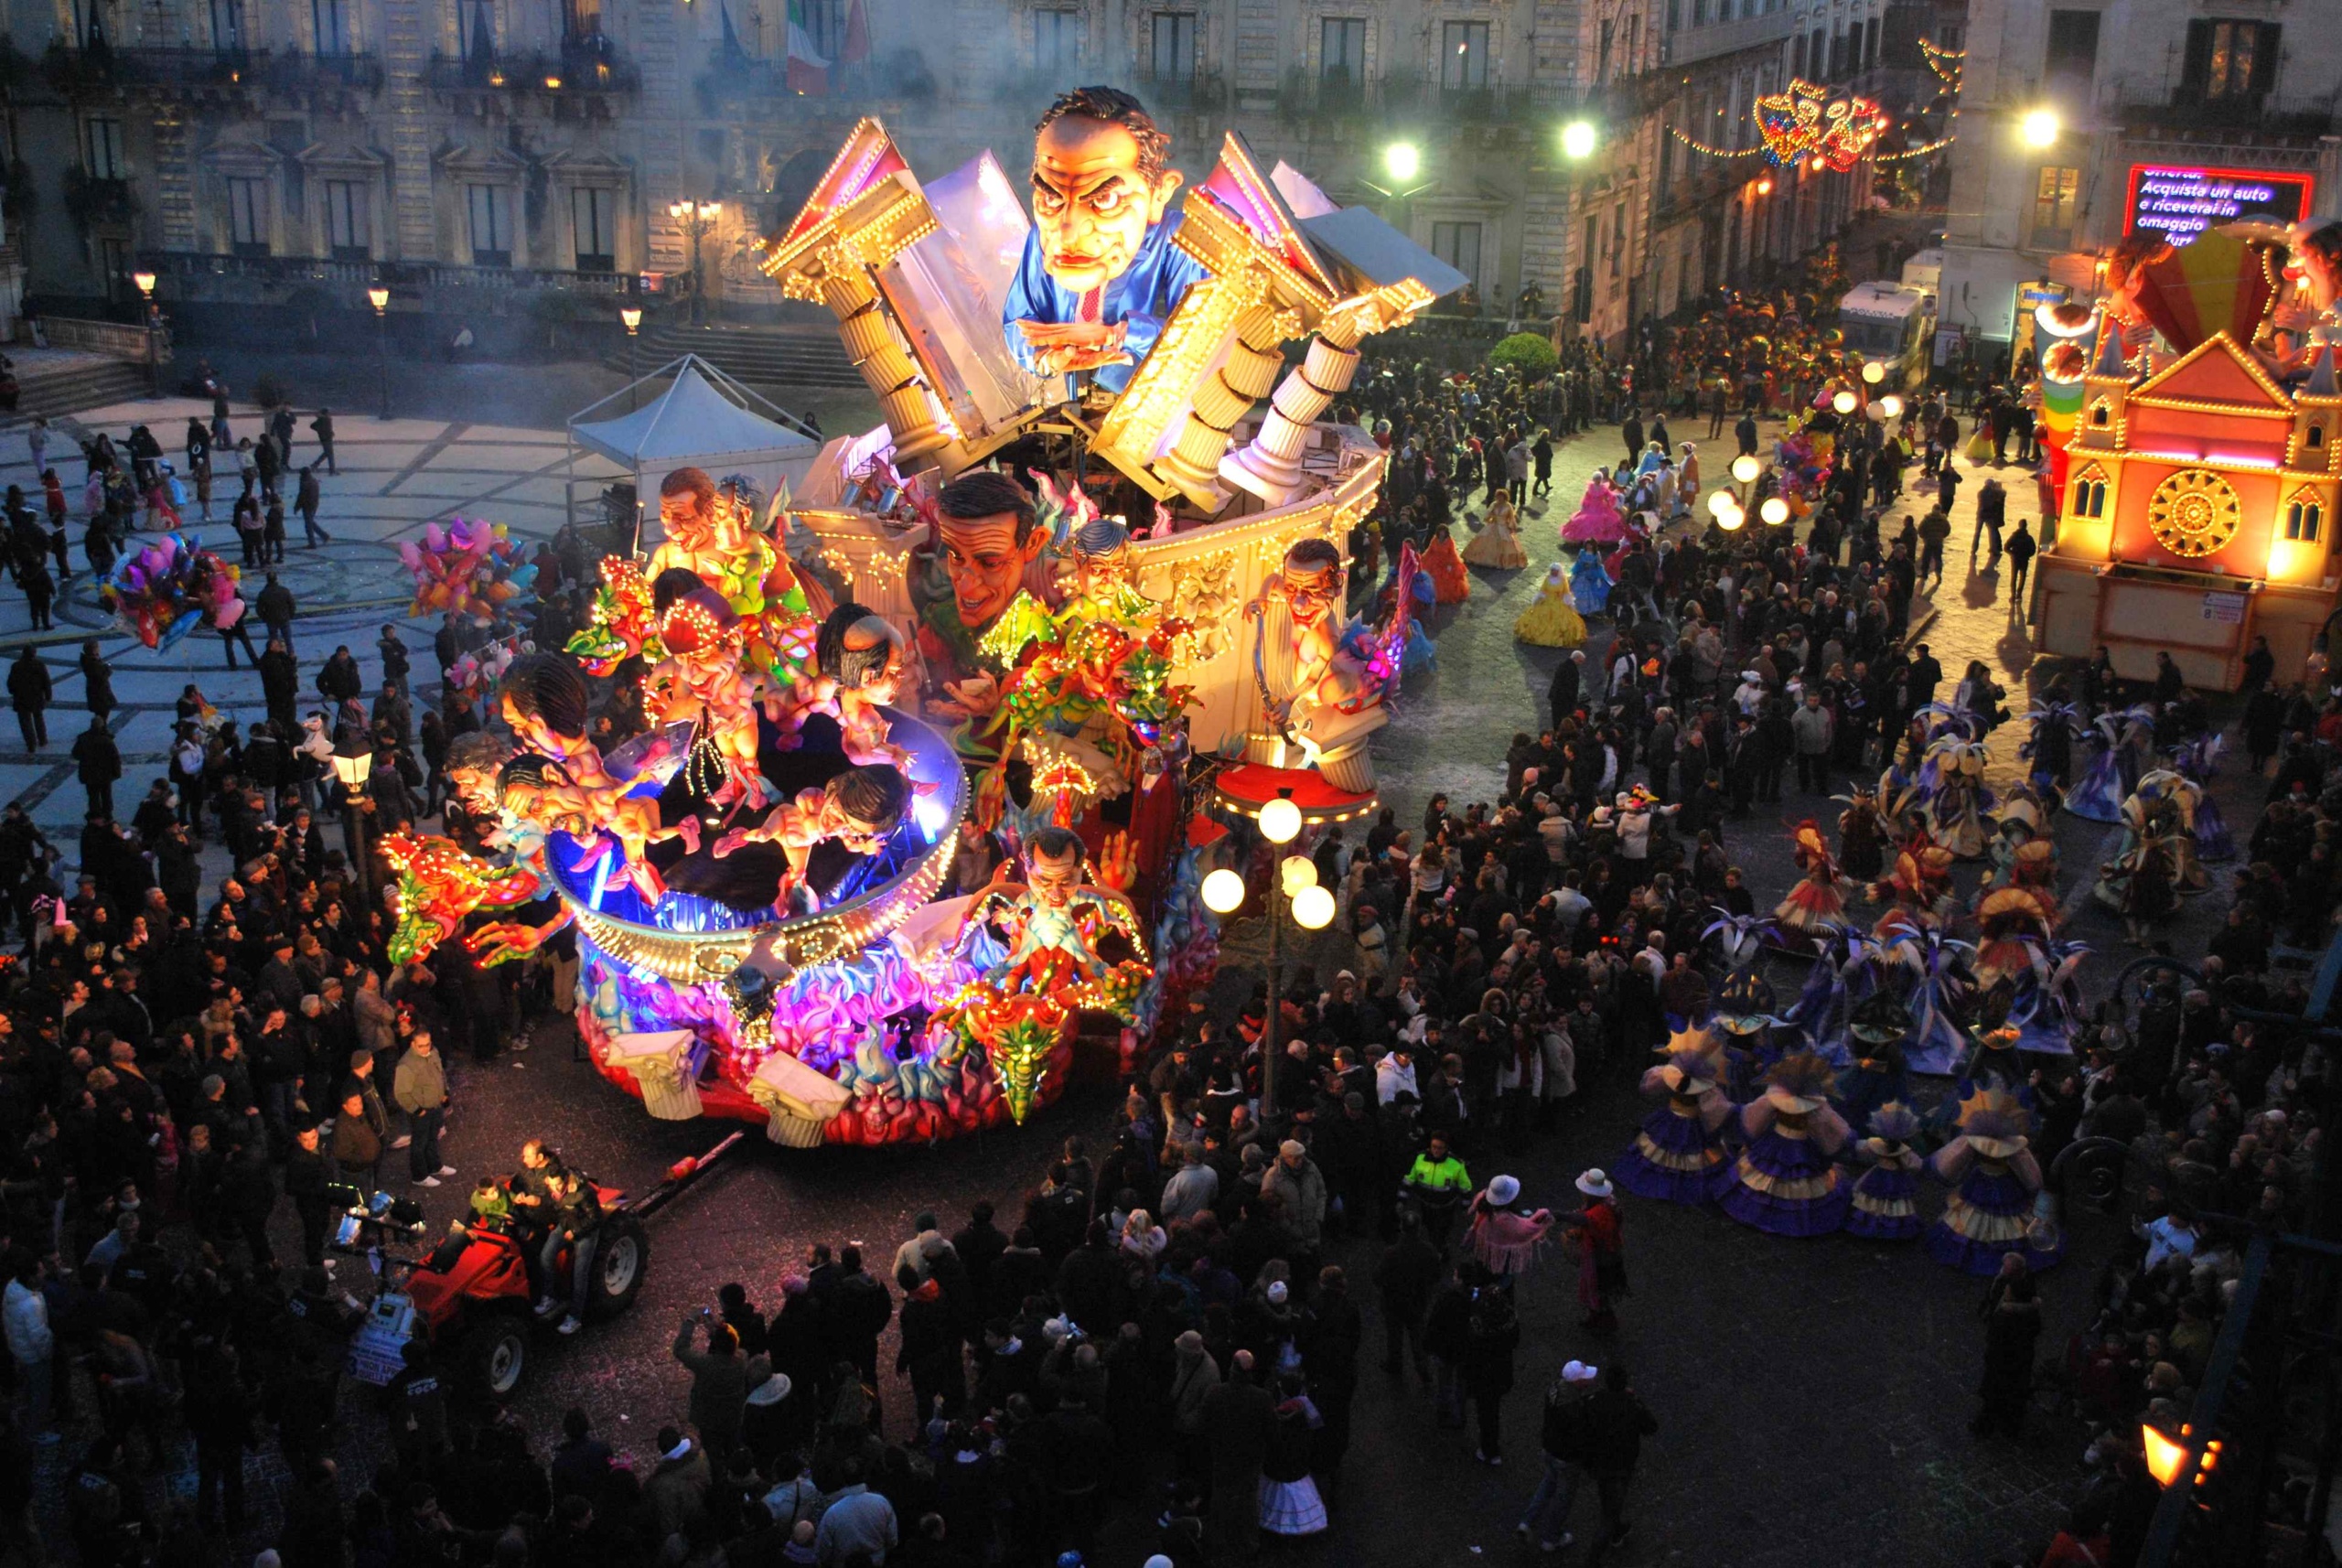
348 1133 741 1398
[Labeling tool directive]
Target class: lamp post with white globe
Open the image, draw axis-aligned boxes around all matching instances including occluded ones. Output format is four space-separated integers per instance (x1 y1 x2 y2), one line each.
1198 789 1332 1122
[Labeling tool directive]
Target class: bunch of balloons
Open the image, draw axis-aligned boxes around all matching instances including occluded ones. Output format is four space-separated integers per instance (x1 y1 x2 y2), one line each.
98 532 243 650
398 517 538 623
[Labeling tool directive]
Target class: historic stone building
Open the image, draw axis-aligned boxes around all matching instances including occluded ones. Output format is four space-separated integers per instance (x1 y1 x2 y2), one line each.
0 0 1897 345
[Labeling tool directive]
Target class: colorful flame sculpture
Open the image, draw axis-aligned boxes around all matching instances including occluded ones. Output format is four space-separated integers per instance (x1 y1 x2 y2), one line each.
1755 80 1886 172
2125 230 2283 355
381 832 546 965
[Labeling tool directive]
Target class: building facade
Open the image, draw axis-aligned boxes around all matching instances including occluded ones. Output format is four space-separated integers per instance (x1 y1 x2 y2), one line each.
1 0 1889 343
1939 0 2342 365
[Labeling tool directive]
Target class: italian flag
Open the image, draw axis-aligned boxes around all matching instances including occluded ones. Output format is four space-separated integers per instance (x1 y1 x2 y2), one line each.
786 0 830 94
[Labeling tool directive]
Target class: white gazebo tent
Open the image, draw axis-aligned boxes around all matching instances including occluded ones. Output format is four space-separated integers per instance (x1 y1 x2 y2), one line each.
564 354 823 543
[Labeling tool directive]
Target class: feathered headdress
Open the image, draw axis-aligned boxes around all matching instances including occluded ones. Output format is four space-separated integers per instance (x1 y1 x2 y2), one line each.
1868 1101 1919 1144
1656 1048 1717 1093
1763 1051 1840 1112
1955 1089 2032 1155
1714 966 1783 1036
1847 990 1910 1049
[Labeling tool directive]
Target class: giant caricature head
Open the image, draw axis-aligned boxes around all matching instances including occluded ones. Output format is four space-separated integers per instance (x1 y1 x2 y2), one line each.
2289 220 2342 316
817 764 912 854
1030 87 1183 296
1275 537 1345 630
1023 825 1088 908
936 471 1045 633
498 653 591 754
659 467 722 551
817 602 909 705
444 730 515 818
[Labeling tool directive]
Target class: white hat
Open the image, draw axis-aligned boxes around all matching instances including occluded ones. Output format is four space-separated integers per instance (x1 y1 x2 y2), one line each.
1575 1168 1615 1199
1488 1175 1521 1207
1561 1360 1598 1384
1266 1280 1289 1304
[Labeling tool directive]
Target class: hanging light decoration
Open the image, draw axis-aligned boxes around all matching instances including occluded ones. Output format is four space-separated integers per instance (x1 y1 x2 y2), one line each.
1755 80 1886 172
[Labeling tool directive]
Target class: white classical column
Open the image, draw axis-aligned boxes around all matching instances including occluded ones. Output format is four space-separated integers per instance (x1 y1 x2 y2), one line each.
1219 317 1364 505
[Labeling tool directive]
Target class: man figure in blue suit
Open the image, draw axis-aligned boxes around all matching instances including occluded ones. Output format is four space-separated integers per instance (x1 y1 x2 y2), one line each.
1003 86 1209 393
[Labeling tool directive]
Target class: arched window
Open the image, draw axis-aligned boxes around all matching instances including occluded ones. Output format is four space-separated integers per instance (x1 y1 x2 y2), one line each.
2285 489 2325 542
2089 398 2112 428
2072 465 2110 519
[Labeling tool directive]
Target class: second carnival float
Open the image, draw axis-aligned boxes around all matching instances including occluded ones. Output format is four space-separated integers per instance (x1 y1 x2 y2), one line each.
374 86 1471 1147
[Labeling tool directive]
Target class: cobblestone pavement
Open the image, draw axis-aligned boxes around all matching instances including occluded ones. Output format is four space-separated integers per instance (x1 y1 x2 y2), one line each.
10 396 2253 1567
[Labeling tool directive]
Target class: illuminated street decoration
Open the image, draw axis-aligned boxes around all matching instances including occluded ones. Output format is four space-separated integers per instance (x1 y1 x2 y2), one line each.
1754 80 1886 172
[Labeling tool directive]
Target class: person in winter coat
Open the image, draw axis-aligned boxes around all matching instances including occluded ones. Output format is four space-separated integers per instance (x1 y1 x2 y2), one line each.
1578 1362 1660 1562
1459 1270 1522 1464
674 1311 751 1462
895 1276 963 1419
645 1424 714 1541
1261 1139 1329 1254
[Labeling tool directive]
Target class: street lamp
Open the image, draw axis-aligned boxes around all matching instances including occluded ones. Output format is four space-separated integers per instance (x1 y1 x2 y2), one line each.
1560 120 1598 161
331 732 376 910
132 270 159 397
2020 107 2060 148
1199 789 1319 1122
620 304 643 409
1729 451 1761 510
1832 389 1859 415
1879 393 1904 421
1861 360 1885 386
367 285 392 420
1760 495 1791 526
669 199 723 328
1708 489 1744 531
1383 143 1421 183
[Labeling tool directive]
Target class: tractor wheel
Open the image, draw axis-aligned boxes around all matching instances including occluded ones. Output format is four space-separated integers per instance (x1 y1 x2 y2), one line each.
587 1215 649 1320
466 1307 531 1400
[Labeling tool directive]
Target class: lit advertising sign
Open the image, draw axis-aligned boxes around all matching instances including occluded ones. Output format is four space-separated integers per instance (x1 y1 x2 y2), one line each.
2125 165 2314 245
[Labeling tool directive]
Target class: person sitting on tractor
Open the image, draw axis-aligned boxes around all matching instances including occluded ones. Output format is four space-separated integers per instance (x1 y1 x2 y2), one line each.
509 1140 569 1313
549 1166 605 1336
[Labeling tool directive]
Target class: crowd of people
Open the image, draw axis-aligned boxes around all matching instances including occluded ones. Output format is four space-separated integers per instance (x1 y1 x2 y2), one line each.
0 317 2337 1568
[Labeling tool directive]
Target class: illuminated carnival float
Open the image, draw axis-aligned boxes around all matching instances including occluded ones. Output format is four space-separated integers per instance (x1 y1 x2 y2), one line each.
2030 220 2342 689
381 88 1464 1146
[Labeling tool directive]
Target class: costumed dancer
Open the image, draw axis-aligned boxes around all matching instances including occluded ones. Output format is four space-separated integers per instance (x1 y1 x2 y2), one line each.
1558 1168 1628 1334
1465 1174 1555 1278
1613 1048 1734 1206
1717 1053 1853 1237
1834 784 1889 881
1423 521 1471 604
1512 564 1588 648
2066 706 2152 823
1569 546 1614 616
2173 734 2234 863
1832 992 1911 1137
1843 1103 1926 1242
2092 773 2195 942
1560 472 1628 549
1463 490 1530 569
1259 1373 1329 1538
1712 966 1787 1081
1927 1090 2062 1274
1916 714 1996 860
2021 699 2083 792
1774 820 1853 935
1972 885 2058 993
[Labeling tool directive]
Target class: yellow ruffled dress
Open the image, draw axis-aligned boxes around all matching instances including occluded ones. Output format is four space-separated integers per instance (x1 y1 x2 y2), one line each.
1513 564 1588 647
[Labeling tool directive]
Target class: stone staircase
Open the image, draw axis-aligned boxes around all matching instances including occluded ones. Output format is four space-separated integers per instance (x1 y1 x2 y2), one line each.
5 354 149 424
628 320 865 394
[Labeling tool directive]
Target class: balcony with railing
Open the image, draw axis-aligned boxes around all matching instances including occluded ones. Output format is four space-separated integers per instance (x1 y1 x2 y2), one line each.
2111 89 2334 145
426 36 640 96
1661 11 1799 69
694 54 934 121
143 250 648 295
35 41 383 98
